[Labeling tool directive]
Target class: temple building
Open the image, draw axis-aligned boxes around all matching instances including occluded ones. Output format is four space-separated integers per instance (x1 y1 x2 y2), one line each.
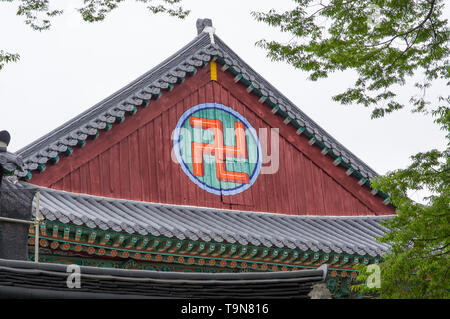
0 19 395 298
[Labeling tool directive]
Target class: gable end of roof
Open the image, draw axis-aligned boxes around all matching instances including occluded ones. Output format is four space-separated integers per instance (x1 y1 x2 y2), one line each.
14 33 391 204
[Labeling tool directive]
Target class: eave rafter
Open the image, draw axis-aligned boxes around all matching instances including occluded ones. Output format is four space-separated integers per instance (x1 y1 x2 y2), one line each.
28 220 381 275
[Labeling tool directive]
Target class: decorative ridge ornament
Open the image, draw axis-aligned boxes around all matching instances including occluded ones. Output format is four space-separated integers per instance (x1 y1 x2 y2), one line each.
0 130 11 150
173 103 262 196
196 18 215 44
0 130 26 181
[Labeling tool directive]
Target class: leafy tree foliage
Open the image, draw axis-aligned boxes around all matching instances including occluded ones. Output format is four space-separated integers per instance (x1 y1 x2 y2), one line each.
252 0 449 118
354 140 449 298
0 51 20 71
1 0 189 70
254 1 449 298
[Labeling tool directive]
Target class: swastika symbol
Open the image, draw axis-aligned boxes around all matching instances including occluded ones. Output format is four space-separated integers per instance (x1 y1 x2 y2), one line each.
190 117 250 184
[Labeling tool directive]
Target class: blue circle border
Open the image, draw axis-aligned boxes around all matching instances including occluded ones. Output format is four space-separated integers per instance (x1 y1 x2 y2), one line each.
173 103 262 196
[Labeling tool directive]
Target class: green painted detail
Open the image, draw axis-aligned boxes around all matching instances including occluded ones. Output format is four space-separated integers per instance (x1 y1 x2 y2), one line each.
139 237 150 249
152 92 162 100
166 84 174 91
104 123 112 131
24 171 32 180
234 74 243 82
188 67 197 76
90 131 100 140
213 59 390 209
186 242 194 251
117 235 125 245
102 233 111 244
115 116 125 124
37 164 46 173
296 127 306 135
333 157 342 166
141 100 150 108
177 77 185 84
152 239 160 249
64 226 70 236
77 139 86 148
89 231 97 242
358 177 368 185
261 248 269 258
128 107 137 115
333 255 340 263
49 156 60 164
40 222 47 234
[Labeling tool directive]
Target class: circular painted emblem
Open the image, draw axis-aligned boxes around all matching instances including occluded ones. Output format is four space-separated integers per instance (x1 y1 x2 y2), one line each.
173 103 262 195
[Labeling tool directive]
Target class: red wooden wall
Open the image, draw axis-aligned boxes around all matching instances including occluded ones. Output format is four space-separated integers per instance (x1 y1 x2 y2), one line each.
29 65 395 216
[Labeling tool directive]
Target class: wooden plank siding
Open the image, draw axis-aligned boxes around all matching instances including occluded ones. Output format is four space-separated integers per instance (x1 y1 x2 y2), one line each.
29 66 394 216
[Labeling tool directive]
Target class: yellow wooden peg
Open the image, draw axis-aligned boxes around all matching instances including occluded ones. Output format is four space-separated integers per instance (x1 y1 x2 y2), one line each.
210 61 218 81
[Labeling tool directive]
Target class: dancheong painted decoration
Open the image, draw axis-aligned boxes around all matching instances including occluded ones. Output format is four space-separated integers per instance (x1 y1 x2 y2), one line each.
173 103 262 195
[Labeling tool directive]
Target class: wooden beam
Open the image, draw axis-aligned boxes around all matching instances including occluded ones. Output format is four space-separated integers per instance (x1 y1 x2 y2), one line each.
88 231 97 244
51 224 59 238
113 235 125 248
74 228 82 242
137 237 150 250
100 233 111 245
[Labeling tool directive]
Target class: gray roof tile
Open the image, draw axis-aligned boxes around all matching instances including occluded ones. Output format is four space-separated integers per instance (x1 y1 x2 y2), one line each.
0 259 327 299
12 181 392 257
0 151 26 175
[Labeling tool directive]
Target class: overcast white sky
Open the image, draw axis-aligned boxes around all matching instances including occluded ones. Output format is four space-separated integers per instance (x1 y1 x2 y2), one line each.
1 0 448 183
